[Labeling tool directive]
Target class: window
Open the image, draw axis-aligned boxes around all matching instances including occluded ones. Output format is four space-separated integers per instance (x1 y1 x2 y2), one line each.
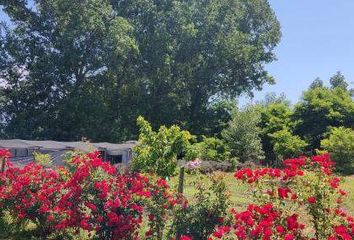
13 148 28 157
109 155 123 164
98 151 106 160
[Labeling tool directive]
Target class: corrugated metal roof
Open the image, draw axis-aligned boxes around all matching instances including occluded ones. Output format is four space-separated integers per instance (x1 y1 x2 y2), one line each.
0 139 36 148
0 139 136 153
22 140 71 150
64 142 97 152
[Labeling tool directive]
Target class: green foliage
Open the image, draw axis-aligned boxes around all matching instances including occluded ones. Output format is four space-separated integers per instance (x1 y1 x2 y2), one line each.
204 100 237 137
222 106 264 163
294 86 354 150
186 137 231 162
330 71 348 90
321 127 354 174
0 0 281 140
309 77 324 89
170 173 230 240
132 116 192 178
269 128 307 161
33 152 52 167
259 101 307 164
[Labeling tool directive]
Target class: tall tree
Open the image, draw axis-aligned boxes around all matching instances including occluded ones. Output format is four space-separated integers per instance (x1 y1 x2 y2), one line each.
309 77 324 89
259 101 306 164
0 0 137 140
112 0 281 134
0 0 281 140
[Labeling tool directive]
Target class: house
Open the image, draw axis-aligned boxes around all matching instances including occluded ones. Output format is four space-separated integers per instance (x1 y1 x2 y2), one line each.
0 139 137 167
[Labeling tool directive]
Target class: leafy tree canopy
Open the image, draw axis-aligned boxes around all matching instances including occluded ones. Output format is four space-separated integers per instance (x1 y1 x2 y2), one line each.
259 100 306 164
294 86 354 150
321 127 354 174
0 0 281 140
222 105 264 163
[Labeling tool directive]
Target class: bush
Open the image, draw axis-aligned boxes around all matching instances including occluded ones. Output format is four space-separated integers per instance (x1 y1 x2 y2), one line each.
170 173 230 240
33 152 52 167
0 149 172 239
132 116 192 178
270 128 307 163
186 137 231 162
209 153 354 239
321 127 354 174
181 160 235 173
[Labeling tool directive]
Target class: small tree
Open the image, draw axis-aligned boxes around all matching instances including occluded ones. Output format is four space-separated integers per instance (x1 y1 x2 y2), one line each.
132 116 192 178
321 127 354 174
270 128 307 162
222 106 264 163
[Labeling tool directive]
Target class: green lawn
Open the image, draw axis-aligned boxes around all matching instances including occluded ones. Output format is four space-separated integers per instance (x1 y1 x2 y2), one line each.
170 171 354 213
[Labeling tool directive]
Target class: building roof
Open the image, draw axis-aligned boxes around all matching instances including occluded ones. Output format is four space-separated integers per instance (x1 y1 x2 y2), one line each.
0 139 136 153
0 139 36 149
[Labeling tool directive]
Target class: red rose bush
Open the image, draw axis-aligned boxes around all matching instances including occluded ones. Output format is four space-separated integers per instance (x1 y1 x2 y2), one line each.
209 153 354 240
1 149 353 240
0 150 174 239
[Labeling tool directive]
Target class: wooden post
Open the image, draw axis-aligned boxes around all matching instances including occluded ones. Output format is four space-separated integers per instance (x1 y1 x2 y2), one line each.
177 166 185 194
1 157 5 173
176 166 185 240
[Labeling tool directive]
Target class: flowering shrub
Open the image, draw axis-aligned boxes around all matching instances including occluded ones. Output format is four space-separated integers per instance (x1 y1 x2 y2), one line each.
0 149 171 239
0 162 66 237
56 152 149 239
143 177 182 239
1 149 354 240
209 153 354 240
170 173 230 240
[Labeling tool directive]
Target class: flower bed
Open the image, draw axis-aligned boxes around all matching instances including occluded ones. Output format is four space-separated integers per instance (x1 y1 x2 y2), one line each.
0 150 353 239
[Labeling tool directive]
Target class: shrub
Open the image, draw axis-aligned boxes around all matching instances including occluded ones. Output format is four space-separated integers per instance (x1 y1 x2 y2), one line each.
132 116 192 178
321 127 354 174
270 128 307 163
186 137 231 162
33 152 52 167
0 149 172 239
170 173 230 240
209 153 354 239
182 160 234 173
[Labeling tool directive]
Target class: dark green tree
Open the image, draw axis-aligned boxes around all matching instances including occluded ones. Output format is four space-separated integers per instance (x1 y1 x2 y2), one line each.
293 87 354 150
112 0 281 135
330 71 348 90
0 0 137 141
0 0 281 140
309 77 324 89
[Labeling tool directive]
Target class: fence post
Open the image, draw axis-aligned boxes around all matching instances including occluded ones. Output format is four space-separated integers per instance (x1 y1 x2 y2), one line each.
1 157 5 173
176 166 185 240
177 166 185 194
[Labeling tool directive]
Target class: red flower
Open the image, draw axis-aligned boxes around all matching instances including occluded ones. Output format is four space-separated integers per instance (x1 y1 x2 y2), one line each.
307 197 317 204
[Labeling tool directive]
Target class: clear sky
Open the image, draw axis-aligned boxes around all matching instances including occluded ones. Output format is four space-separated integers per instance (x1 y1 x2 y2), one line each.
245 0 354 104
1 1 354 104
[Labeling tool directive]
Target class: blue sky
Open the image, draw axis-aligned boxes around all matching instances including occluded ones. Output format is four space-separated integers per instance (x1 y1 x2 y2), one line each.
1 1 354 104
247 0 354 104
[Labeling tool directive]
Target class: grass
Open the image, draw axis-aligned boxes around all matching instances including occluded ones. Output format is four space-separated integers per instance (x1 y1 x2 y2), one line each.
342 175 354 215
170 171 354 213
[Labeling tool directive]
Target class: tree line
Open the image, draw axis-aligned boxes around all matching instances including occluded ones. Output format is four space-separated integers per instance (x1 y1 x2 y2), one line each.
131 72 353 175
222 72 354 172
